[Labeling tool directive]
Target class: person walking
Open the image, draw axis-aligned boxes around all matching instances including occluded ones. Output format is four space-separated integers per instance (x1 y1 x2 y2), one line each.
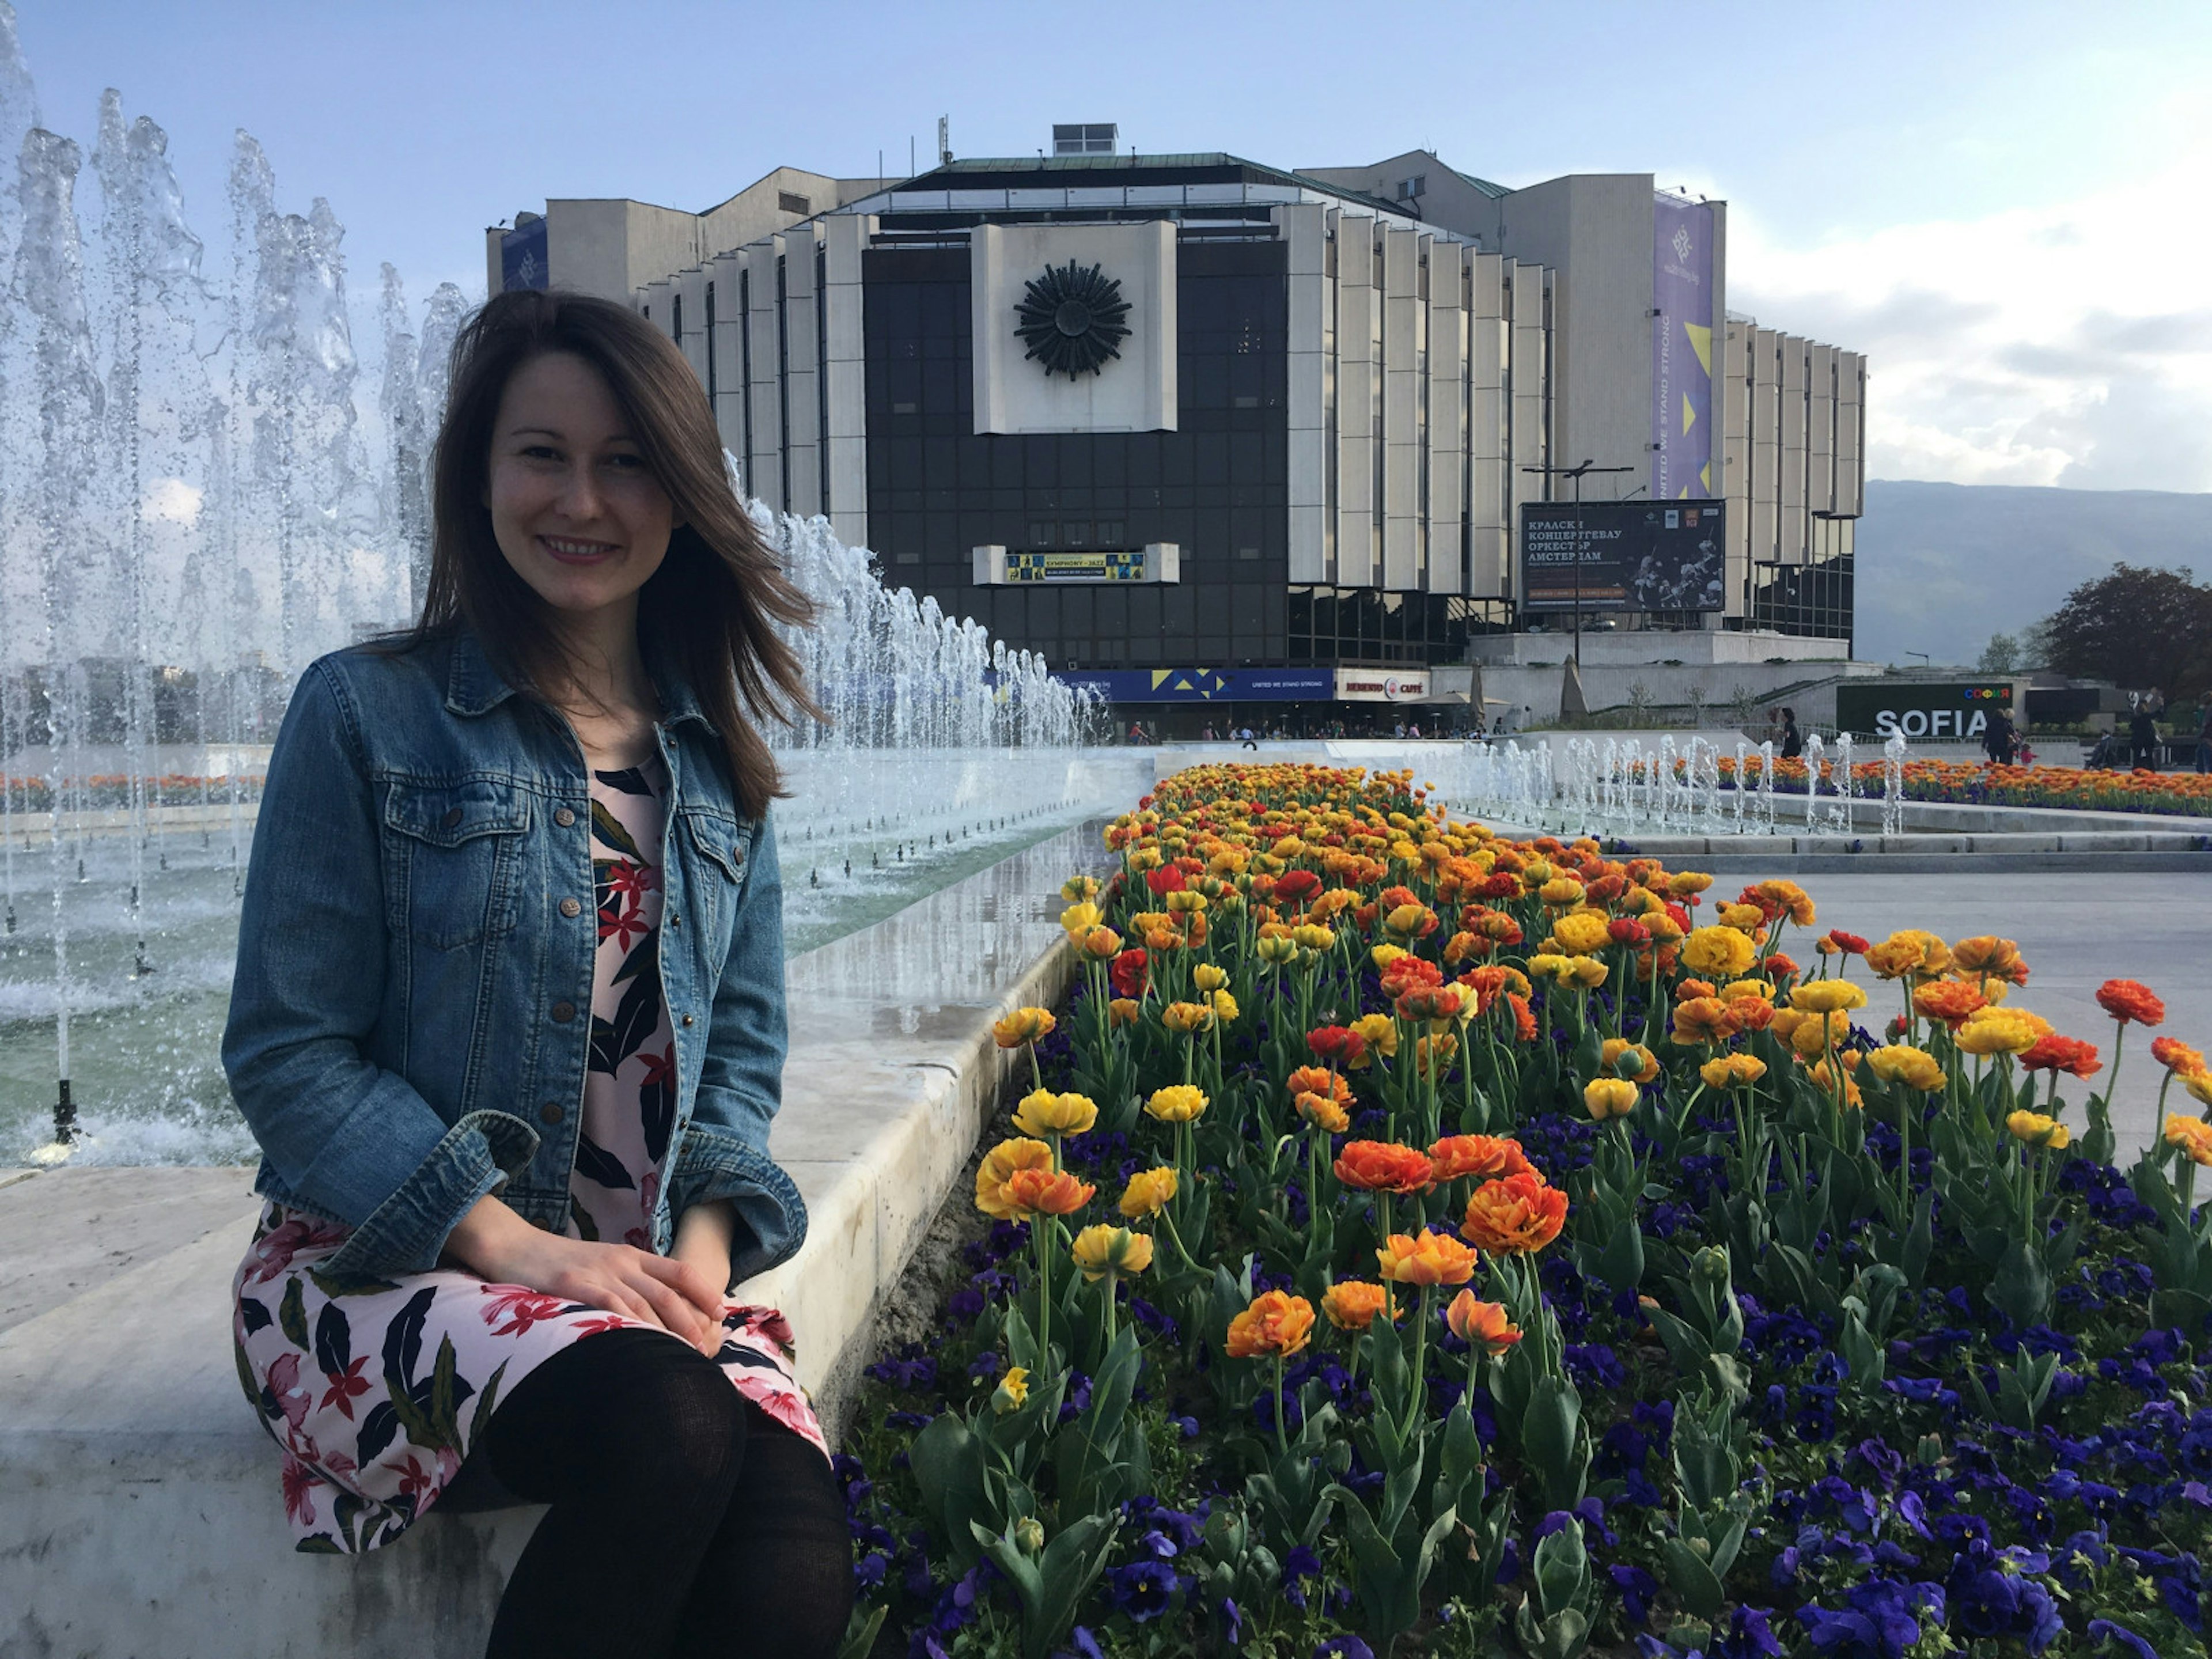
2130 696 2162 771
1981 706 2019 767
2195 703 2212 774
222 291 851 1658
1779 707 1804 760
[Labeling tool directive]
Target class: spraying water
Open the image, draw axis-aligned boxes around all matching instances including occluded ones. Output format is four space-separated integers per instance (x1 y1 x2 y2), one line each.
0 18 1111 1166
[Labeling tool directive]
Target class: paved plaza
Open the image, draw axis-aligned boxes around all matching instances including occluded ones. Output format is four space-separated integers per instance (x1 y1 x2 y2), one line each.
1789 869 2210 1160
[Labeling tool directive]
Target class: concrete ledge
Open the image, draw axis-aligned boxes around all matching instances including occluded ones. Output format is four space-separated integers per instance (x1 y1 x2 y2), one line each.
0 823 1109 1658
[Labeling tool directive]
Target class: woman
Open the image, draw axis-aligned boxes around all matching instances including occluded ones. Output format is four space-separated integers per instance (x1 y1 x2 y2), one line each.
223 290 851 1657
1779 707 1804 760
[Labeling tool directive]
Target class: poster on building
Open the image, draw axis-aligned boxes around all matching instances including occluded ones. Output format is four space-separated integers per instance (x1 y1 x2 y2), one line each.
1050 668 1335 703
1652 195 1715 501
1006 550 1147 582
1518 501 1725 613
1834 681 2014 740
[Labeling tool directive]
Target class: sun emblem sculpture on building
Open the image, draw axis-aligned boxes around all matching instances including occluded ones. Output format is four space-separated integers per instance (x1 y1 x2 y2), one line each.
1013 260 1131 379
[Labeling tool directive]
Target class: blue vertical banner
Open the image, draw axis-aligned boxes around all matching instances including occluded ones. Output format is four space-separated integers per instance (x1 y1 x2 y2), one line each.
501 218 548 292
1652 195 1715 501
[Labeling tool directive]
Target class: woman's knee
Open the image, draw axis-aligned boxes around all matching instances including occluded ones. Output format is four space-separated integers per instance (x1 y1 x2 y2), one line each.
488 1331 748 1510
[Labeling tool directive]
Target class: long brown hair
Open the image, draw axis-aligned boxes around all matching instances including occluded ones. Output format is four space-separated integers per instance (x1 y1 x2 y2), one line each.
416 287 818 819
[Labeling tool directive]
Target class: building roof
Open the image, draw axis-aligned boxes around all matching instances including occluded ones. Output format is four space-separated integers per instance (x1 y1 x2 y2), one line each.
892 152 1415 219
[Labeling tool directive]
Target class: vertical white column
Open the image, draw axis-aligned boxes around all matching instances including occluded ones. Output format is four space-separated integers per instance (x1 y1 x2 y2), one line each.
708 251 747 462
781 228 822 519
675 266 711 389
744 241 782 514
1779 334 1808 562
822 213 872 548
1508 262 1547 542
1380 222 1420 591
1836 351 1865 518
1334 213 1376 589
1808 340 1838 516
1278 203 1328 586
1468 250 1508 600
1749 327 1781 576
1424 238 1465 597
1722 318 1752 622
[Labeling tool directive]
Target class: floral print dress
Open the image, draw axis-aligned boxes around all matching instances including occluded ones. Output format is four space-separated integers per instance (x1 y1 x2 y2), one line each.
231 759 824 1555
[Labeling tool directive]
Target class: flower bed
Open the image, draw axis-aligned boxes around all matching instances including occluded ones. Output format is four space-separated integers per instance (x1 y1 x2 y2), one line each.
836 762 2212 1658
1705 756 2212 818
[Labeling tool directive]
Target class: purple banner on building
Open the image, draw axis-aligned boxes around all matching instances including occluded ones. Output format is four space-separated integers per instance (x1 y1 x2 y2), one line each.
1652 195 1715 501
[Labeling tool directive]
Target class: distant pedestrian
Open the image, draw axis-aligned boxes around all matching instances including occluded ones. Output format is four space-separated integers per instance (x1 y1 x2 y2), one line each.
2195 705 2212 774
1779 707 1803 760
1981 707 2018 767
2130 699 2161 771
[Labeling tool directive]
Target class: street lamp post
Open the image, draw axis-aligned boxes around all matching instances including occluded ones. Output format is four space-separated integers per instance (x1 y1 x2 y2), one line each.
1522 459 1635 666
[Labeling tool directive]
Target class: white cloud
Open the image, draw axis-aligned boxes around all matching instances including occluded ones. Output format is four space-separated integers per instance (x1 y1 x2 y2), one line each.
1720 93 2212 491
139 476 202 524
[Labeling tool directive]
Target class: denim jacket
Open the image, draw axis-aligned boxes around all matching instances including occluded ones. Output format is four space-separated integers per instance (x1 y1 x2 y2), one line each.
222 627 804 1286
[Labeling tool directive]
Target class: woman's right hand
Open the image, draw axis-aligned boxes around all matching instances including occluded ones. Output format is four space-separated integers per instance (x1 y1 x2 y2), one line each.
443 1195 726 1354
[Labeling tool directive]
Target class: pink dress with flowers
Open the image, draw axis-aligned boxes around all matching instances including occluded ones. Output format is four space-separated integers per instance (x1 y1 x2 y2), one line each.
230 760 825 1555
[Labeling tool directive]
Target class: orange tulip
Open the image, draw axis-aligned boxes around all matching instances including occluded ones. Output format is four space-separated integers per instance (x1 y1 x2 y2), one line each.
1444 1290 1523 1357
1225 1290 1316 1359
1460 1171 1569 1255
1376 1230 1480 1286
1333 1141 1435 1194
1426 1134 1535 1182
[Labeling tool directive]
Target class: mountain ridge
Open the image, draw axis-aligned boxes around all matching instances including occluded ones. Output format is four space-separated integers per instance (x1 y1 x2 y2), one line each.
1851 480 2212 666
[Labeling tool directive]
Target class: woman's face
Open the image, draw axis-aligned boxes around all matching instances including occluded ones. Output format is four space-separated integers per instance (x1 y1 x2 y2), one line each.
485 351 675 628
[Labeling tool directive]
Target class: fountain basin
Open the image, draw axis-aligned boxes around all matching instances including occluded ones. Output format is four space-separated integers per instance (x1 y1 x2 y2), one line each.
0 821 1113 1657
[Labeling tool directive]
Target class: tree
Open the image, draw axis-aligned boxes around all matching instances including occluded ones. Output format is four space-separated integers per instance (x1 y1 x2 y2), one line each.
1977 632 2020 673
2045 563 2212 698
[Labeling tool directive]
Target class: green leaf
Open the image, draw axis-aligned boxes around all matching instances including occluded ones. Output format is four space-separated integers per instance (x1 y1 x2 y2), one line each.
1030 1514 1119 1659
1593 1214 1646 1295
835 1605 888 1659
911 1414 990 1569
1988 1237 2052 1329
1521 1375 1589 1512
1660 1537 1729 1620
278 1278 310 1351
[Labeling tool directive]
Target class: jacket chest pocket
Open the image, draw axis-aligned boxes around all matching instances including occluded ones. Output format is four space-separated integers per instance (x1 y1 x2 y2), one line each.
383 779 533 950
679 809 752 946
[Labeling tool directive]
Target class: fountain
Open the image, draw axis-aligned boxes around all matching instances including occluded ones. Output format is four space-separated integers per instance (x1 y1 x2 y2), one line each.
0 16 1113 1166
1440 725 1912 849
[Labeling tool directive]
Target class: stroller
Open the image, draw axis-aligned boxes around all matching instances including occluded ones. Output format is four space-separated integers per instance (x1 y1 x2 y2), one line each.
2085 730 2123 770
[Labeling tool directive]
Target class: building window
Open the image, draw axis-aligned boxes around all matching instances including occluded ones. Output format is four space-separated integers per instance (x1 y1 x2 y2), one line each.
671 293 682 347
704 282 716 399
1052 123 1119 155
1396 175 1426 201
778 190 810 215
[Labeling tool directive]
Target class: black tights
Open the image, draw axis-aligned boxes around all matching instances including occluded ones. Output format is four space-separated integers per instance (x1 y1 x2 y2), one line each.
473 1328 851 1659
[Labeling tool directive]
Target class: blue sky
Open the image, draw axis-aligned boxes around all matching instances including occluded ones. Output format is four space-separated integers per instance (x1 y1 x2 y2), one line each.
18 0 2212 490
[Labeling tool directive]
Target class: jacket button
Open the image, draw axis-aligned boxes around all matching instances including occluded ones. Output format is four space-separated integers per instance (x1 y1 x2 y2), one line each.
551 1000 577 1022
539 1102 564 1125
668 912 680 929
680 1013 695 1027
560 897 582 918
441 807 463 830
554 807 577 828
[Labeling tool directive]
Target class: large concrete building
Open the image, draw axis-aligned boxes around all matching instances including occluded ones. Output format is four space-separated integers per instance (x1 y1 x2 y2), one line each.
490 137 1864 730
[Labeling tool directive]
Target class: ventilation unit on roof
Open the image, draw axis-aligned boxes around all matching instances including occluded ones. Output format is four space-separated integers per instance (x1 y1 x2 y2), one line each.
1052 123 1119 156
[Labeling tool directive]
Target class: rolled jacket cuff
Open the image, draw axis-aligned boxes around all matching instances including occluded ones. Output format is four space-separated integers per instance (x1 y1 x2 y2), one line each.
321 1109 540 1280
668 1121 807 1290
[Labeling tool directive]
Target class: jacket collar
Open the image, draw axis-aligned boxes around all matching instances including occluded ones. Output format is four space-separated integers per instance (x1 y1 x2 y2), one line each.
444 625 717 735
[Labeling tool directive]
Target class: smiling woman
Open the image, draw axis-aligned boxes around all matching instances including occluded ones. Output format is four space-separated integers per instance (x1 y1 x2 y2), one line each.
222 290 854 1658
